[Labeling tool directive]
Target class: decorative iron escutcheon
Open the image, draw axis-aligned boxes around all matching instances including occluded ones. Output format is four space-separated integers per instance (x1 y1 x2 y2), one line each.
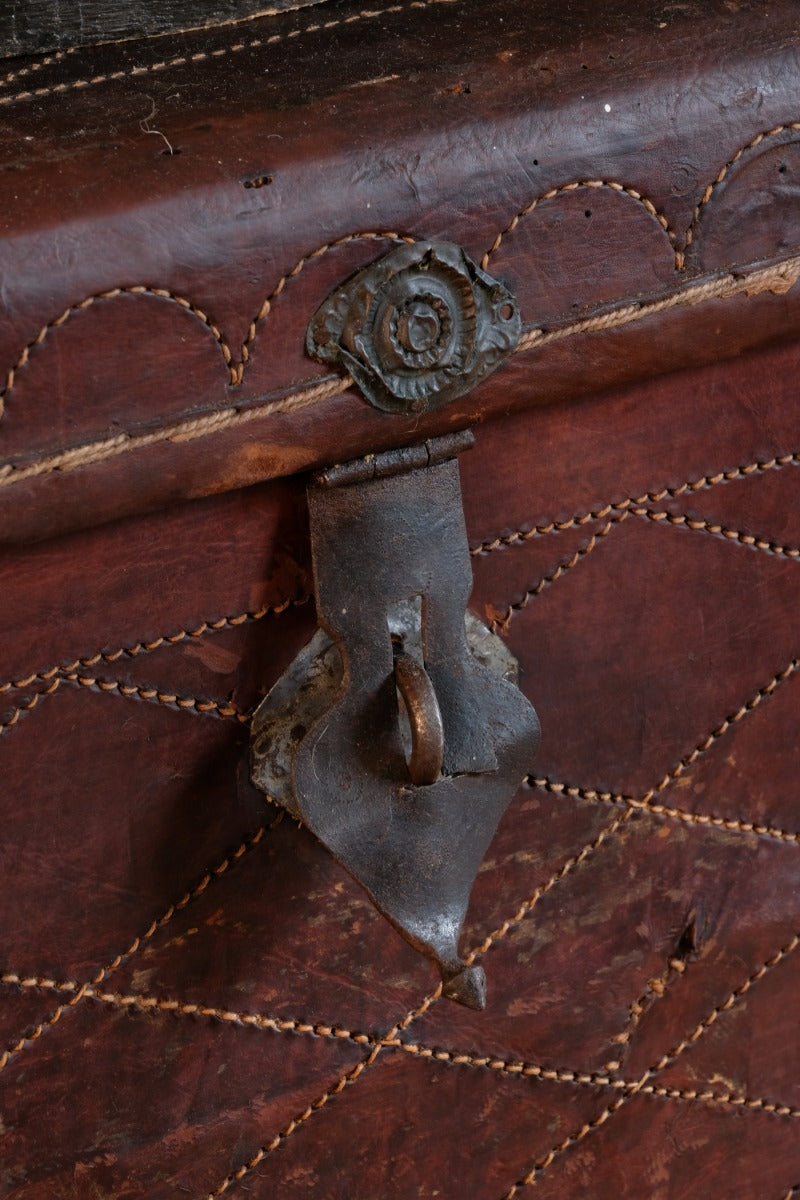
251 242 539 1009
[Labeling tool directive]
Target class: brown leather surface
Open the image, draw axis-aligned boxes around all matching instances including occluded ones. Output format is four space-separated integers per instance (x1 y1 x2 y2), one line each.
2 337 800 1197
2 0 800 541
3 2 800 1195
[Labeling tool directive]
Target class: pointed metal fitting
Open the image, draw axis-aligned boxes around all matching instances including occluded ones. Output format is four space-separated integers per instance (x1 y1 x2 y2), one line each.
251 431 540 1007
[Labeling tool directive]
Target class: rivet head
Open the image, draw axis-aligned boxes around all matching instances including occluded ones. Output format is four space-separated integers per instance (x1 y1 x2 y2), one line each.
306 240 521 414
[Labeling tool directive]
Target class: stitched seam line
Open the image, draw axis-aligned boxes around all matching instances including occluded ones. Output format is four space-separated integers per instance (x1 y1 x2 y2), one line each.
531 776 800 848
500 930 800 1196
0 678 61 733
0 591 310 698
632 507 800 559
488 514 622 633
1 252 797 484
605 956 688 1072
465 808 634 962
482 180 680 270
483 125 800 274
527 654 800 845
516 255 800 354
0 812 281 1076
203 985 443 1200
0 230 414 412
685 123 800 250
58 669 248 721
471 452 800 556
394 1039 799 1119
0 0 461 107
0 47 76 90
1 442 791 703
200 807 629 1197
5 971 795 1121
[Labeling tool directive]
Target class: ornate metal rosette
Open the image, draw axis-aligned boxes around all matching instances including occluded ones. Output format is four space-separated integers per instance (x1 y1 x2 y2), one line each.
306 240 521 414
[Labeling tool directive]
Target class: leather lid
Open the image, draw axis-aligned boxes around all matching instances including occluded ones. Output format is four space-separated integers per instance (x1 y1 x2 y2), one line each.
1 0 799 543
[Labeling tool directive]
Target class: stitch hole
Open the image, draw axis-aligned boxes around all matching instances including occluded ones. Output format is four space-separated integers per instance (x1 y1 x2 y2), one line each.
244 174 274 189
161 146 181 156
584 210 592 218
778 164 787 174
532 159 539 166
676 914 698 960
499 303 515 321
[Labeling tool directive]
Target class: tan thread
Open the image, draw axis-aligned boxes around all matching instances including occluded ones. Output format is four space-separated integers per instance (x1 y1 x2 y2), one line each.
528 654 800 847
782 1187 800 1200
1 972 375 1046
486 125 800 275
487 514 623 633
632 506 800 559
465 809 635 963
0 47 76 90
204 984 443 1199
59 669 248 722
607 956 688 1068
0 591 310 699
471 449 800 557
500 930 800 1196
6 970 797 1122
482 179 679 271
0 814 280 1076
48 1 340 52
0 0 461 108
236 232 413 380
685 122 800 254
201 803 631 1197
532 776 800 849
0 230 412 411
1 252 798 482
0 0 331 80
393 1038 800 1120
7 433 793 700
0 375 351 482
516 255 800 353
1 427 794 700
0 678 61 733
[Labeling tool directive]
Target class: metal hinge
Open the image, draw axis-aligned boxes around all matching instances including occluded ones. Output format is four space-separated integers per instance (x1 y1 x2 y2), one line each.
251 242 539 1008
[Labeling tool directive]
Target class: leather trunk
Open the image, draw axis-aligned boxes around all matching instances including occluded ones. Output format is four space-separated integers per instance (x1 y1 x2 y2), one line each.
1 2 800 1196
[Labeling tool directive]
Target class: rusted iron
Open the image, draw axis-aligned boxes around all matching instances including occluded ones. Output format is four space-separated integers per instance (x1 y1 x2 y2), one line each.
251 431 540 1008
306 240 521 414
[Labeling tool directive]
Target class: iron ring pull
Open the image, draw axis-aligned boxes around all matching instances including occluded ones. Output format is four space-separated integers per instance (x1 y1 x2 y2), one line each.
394 653 445 786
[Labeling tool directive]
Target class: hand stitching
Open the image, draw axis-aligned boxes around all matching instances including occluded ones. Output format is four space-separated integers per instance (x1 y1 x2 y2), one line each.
684 122 800 253
0 811 282 1077
0 253 797 482
485 123 800 272
199 806 630 1197
6 970 796 1121
528 653 800 847
482 180 679 271
470 452 800 557
0 677 61 734
0 231 413 412
0 592 310 699
498 930 800 1196
486 514 623 634
0 0 462 108
58 669 249 722
394 1038 800 1120
631 506 800 559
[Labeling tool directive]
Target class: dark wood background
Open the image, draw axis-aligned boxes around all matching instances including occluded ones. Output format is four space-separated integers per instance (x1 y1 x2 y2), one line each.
0 0 328 59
